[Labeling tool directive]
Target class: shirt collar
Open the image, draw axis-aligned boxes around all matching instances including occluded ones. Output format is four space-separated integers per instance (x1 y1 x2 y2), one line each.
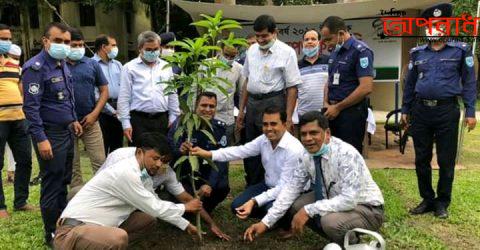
275 131 293 150
342 36 355 50
92 53 102 62
41 49 63 69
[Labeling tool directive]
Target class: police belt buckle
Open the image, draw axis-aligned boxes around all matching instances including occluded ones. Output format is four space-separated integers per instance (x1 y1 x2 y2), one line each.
422 99 438 107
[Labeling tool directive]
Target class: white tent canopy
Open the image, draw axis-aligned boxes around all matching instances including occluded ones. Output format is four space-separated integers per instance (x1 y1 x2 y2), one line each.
172 0 448 23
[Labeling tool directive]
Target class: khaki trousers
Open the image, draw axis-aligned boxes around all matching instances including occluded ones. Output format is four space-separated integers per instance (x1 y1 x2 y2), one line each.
54 211 156 250
71 121 105 187
290 191 384 245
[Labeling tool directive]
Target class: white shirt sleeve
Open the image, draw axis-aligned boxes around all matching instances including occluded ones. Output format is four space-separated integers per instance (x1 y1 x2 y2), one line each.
111 169 190 230
284 48 302 88
211 135 263 162
254 148 301 206
164 167 185 196
117 65 133 129
165 69 180 123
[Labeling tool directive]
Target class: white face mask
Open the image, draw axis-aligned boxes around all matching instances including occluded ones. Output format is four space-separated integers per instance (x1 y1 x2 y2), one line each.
161 48 174 57
425 27 445 41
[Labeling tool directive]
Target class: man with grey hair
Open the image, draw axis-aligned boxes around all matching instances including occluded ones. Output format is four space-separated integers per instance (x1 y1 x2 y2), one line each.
118 31 180 146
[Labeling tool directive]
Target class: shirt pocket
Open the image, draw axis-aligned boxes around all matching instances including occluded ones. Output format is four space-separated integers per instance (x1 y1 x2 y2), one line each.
439 58 460 79
261 61 284 84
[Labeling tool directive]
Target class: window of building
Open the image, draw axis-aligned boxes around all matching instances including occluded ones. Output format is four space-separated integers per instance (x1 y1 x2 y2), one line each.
0 5 21 26
79 4 96 27
29 3 40 29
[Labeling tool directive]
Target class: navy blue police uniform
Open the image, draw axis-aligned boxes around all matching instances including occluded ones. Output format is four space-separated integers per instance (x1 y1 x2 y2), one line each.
327 36 374 153
402 3 477 215
168 118 230 213
21 50 77 242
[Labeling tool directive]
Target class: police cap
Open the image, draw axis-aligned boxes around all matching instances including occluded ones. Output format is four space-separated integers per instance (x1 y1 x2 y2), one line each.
420 3 453 19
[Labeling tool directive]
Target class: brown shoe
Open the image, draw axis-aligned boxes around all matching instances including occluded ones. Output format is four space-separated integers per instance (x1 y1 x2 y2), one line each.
0 209 10 219
14 204 38 212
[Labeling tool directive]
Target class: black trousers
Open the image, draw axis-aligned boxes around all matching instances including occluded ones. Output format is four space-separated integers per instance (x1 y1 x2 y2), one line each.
32 124 74 237
244 94 285 186
99 113 123 156
130 111 168 146
329 99 367 153
410 100 460 207
0 119 32 209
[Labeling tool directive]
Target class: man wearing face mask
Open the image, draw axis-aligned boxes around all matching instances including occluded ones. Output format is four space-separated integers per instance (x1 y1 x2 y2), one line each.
66 28 109 188
402 3 477 219
321 16 374 154
159 32 181 75
296 29 329 134
93 34 124 156
237 15 301 187
0 24 35 219
118 31 180 146
243 111 384 245
21 22 83 245
207 44 245 145
54 133 203 249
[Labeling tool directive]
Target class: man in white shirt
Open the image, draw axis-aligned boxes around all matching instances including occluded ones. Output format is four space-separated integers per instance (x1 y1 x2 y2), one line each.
117 31 180 145
243 111 384 245
191 106 304 224
208 44 245 145
237 15 302 187
54 133 202 249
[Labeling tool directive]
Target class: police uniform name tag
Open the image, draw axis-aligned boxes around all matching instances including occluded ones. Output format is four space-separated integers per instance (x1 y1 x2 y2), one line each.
333 73 340 85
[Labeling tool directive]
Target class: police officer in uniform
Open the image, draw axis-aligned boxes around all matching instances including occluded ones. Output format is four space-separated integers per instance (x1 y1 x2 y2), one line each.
321 16 374 153
21 22 83 245
168 92 230 213
402 3 477 219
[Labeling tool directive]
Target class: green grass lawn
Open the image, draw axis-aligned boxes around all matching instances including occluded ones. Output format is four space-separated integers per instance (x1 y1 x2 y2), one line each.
1 129 480 249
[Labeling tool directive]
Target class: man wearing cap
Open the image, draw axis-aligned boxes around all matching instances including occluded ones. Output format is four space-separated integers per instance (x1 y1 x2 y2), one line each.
118 31 180 146
0 23 35 219
159 32 181 75
66 28 109 188
21 22 83 245
93 34 124 156
402 3 477 219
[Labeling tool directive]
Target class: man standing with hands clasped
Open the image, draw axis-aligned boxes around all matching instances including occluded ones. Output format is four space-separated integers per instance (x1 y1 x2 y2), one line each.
402 3 477 219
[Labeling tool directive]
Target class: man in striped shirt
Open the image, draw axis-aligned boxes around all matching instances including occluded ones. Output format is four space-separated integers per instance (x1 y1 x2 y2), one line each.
295 30 329 134
0 24 34 219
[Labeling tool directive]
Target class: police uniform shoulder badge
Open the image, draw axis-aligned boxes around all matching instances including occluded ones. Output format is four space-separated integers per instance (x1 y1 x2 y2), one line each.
466 56 474 67
31 61 42 71
28 83 40 95
360 57 369 68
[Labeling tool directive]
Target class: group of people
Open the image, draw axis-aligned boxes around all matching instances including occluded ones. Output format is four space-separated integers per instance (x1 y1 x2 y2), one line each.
0 2 476 249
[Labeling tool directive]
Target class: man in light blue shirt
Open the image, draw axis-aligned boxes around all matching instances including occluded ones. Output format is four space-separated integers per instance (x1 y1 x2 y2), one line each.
117 31 180 146
93 34 124 155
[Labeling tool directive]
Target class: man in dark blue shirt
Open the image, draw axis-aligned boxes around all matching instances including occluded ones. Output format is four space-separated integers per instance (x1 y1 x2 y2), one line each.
21 22 83 246
402 3 477 219
168 92 229 214
66 28 109 188
321 16 374 153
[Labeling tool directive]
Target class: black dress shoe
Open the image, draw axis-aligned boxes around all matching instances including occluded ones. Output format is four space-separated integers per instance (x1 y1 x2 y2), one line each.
45 232 54 248
409 200 434 215
434 205 448 219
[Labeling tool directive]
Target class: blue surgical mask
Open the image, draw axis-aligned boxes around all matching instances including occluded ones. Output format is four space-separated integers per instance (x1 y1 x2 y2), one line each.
302 46 319 58
142 50 160 63
48 43 71 60
334 33 345 53
67 47 85 61
0 40 12 54
108 47 119 59
259 39 275 50
311 133 330 157
140 168 150 181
